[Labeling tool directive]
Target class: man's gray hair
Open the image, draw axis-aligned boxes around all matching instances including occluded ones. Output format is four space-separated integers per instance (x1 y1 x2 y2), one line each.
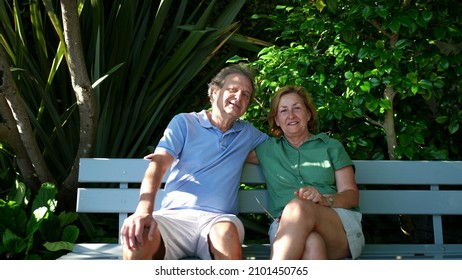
207 64 256 101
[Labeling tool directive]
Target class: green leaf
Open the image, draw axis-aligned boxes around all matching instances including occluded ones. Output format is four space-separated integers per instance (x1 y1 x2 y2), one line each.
325 0 338 12
9 180 27 205
389 18 401 33
227 55 248 63
356 138 369 147
366 99 379 111
362 6 373 19
404 147 415 159
433 79 445 89
433 27 447 40
31 183 57 212
358 48 368 59
59 212 79 227
395 39 411 49
43 241 75 252
61 225 79 243
360 81 371 92
278 74 289 84
375 40 385 49
406 72 418 83
422 10 432 22
92 62 125 89
2 229 27 254
344 71 353 80
449 121 460 134
399 134 413 146
315 0 326 12
435 116 448 124
0 200 27 235
39 213 62 242
413 133 425 145
418 79 433 90
379 99 392 110
376 7 388 19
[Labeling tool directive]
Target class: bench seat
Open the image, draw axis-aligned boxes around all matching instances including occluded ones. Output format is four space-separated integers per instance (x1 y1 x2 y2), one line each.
59 159 462 260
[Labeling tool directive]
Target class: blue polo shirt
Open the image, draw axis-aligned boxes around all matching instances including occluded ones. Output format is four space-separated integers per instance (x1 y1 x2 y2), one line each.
156 110 268 214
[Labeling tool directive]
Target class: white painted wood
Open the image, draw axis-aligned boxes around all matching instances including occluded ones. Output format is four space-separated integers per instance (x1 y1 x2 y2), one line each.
63 158 462 260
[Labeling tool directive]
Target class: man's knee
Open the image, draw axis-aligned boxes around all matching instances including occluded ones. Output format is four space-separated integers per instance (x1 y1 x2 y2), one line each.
122 229 165 260
208 221 242 260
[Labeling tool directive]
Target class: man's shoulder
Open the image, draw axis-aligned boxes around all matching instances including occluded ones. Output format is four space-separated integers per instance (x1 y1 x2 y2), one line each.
174 111 201 119
171 111 205 124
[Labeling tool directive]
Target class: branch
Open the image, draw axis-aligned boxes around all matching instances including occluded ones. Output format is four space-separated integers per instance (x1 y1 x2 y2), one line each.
368 19 394 39
364 113 383 128
368 19 399 49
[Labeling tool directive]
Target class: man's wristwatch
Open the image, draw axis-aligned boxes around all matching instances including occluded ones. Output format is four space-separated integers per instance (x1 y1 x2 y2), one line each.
327 195 334 208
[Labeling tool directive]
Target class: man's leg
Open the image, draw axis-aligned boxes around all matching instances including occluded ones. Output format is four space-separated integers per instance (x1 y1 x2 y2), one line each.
208 221 243 260
122 227 165 260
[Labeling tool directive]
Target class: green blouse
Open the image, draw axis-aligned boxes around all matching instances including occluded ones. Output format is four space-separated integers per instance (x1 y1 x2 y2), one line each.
255 133 354 218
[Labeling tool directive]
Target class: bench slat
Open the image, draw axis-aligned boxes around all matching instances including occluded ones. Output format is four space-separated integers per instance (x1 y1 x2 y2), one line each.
78 158 462 185
76 188 269 213
59 243 462 260
359 190 462 214
77 188 462 215
78 158 149 183
78 158 267 184
353 160 462 185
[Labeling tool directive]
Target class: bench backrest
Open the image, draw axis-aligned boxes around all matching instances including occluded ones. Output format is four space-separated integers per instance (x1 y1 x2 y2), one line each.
76 158 462 244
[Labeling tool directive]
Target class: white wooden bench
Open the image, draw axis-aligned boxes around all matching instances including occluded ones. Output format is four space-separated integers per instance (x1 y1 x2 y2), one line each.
59 158 462 260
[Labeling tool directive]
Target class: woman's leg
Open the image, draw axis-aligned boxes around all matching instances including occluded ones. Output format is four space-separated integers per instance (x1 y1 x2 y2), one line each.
270 197 349 260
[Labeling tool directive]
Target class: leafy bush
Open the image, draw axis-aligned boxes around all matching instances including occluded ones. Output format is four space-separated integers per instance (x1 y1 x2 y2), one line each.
0 182 79 259
245 0 462 160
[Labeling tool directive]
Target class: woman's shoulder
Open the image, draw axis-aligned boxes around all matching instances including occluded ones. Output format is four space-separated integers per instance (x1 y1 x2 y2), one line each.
316 132 343 147
256 136 281 150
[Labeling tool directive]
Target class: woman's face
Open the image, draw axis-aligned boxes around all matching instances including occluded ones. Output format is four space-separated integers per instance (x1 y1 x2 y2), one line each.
275 92 311 137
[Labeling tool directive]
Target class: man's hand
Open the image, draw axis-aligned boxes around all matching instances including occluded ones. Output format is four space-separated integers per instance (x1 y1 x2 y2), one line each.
120 212 158 250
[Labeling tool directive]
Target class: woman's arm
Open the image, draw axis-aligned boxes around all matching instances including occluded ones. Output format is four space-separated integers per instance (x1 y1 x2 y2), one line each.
245 150 260 164
323 165 359 208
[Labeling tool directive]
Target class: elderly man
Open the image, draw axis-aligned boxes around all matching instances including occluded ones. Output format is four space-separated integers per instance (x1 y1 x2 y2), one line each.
120 64 268 260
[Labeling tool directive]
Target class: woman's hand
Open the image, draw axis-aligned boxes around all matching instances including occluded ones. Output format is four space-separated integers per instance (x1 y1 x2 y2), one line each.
294 186 323 203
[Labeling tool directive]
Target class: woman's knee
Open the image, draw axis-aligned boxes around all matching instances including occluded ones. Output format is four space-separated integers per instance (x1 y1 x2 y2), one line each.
302 232 327 259
282 198 316 218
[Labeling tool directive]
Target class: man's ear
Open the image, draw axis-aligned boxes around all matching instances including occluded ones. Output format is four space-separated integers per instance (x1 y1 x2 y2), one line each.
210 86 220 102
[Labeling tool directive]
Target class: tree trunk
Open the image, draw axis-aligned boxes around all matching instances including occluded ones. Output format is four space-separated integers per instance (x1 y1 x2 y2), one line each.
383 86 397 160
0 45 52 191
59 0 97 210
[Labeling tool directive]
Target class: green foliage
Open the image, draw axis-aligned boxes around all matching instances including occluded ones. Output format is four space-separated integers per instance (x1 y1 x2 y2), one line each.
1 0 271 246
0 0 264 183
0 182 79 259
78 0 262 158
246 0 462 160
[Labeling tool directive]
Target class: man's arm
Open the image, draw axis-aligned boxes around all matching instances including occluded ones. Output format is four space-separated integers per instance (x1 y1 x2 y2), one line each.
120 149 174 249
136 149 174 213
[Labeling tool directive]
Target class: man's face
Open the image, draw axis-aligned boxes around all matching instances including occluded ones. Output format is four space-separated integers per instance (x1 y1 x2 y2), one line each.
212 73 252 119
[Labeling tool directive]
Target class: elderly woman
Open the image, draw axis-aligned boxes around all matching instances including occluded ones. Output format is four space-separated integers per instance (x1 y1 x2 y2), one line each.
247 85 364 259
